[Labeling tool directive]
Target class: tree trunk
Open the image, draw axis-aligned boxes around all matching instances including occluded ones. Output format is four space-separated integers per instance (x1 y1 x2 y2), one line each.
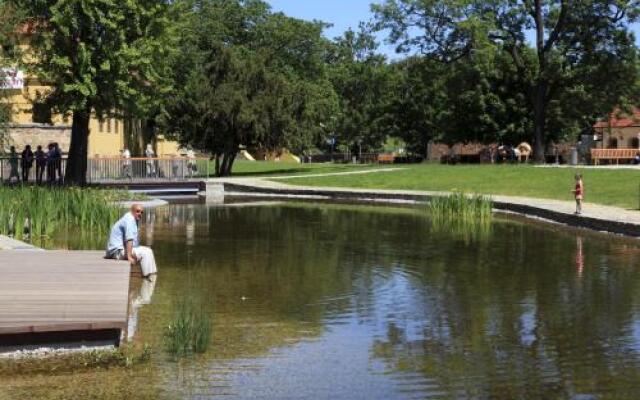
65 107 91 186
219 153 230 177
532 81 547 163
214 153 221 176
224 151 237 176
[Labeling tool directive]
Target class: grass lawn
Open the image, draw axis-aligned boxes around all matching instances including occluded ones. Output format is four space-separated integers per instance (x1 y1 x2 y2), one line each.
269 164 640 210
229 160 378 176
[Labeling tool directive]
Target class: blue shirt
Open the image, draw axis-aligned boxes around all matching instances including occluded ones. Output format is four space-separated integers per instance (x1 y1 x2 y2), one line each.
107 212 139 253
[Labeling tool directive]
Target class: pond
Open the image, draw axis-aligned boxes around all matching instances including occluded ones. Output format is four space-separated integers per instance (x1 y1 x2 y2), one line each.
3 201 640 399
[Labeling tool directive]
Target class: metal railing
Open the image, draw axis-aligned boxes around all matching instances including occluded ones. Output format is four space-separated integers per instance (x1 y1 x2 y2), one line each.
0 157 211 184
0 157 66 184
0 153 423 184
86 157 211 183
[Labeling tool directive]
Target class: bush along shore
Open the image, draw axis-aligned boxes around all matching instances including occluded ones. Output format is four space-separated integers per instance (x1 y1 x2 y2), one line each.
0 187 132 242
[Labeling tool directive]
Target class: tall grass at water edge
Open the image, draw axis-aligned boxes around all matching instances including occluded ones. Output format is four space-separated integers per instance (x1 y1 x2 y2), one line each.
426 193 493 242
164 300 212 359
427 193 493 222
0 186 122 241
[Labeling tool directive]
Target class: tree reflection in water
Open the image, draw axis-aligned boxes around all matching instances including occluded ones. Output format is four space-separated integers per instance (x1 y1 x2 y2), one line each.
370 223 640 399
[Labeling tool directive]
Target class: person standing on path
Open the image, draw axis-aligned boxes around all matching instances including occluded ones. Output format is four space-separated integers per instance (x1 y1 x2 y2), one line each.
145 144 155 178
105 204 158 279
52 142 63 183
121 148 133 181
20 145 34 183
35 145 46 184
7 146 20 183
186 147 197 177
573 173 584 215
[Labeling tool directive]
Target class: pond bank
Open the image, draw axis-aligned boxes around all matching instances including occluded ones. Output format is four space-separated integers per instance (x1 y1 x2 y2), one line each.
209 177 640 237
0 235 43 251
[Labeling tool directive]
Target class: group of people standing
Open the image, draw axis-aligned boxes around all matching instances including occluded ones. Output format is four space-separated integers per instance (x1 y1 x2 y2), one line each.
5 143 63 184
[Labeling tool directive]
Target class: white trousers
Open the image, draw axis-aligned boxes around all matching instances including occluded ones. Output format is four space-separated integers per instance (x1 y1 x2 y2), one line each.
131 246 158 277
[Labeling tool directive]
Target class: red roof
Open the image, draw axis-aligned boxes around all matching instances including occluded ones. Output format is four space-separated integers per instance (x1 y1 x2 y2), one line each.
594 107 640 129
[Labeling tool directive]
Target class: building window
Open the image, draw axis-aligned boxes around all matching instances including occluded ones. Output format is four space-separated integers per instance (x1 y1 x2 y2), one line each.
1 44 15 58
608 138 618 149
107 118 112 133
115 120 119 134
32 101 52 124
99 119 104 133
630 137 639 149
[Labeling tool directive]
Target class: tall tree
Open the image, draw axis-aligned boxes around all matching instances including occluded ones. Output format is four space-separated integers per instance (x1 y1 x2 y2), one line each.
373 0 640 161
164 0 337 176
15 0 169 185
327 26 397 154
0 1 23 142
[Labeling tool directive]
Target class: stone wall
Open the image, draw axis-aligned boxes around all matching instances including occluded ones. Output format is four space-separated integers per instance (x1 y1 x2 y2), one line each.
2 123 71 153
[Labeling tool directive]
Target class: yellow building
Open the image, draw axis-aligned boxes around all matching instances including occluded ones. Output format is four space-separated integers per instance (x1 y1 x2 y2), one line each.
1 30 180 157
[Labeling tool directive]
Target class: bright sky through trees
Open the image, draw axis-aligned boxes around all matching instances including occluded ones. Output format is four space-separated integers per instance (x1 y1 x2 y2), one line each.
266 0 640 54
266 0 397 56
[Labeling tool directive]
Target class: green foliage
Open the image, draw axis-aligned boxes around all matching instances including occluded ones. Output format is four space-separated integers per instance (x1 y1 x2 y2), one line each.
163 0 338 176
373 0 640 158
164 299 212 358
13 0 170 184
0 2 23 141
0 186 122 240
325 26 398 153
427 192 493 222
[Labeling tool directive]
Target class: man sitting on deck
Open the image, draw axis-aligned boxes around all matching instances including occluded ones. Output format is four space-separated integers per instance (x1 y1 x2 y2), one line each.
106 204 158 279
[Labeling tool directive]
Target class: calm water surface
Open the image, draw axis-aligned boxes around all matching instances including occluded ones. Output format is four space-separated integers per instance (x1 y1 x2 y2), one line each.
4 201 640 399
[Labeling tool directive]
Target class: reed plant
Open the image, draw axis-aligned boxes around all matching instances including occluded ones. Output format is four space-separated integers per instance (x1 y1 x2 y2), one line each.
427 193 493 222
164 300 212 358
0 186 123 241
426 193 493 243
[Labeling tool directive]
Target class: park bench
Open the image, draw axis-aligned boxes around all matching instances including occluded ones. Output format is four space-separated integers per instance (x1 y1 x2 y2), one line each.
377 153 395 164
591 148 637 165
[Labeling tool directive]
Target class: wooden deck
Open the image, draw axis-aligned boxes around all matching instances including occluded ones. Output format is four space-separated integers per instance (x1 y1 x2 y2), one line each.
0 251 130 337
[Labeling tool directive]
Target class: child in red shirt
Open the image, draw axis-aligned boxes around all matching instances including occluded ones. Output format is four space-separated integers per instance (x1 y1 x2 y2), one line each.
572 173 584 215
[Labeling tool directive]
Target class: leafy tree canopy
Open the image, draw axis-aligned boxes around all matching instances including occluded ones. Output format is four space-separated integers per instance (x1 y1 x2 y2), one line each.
13 0 170 184
373 0 640 160
164 0 338 176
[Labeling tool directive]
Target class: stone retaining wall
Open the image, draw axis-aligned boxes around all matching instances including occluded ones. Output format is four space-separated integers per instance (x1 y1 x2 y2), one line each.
3 124 71 152
220 182 640 237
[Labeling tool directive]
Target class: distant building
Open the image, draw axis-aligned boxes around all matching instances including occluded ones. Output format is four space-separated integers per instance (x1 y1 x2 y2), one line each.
593 108 640 149
1 22 179 157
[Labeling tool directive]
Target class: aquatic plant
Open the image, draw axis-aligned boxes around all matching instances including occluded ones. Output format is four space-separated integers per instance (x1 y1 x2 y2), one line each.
0 186 126 241
164 300 212 358
427 193 492 222
426 193 493 243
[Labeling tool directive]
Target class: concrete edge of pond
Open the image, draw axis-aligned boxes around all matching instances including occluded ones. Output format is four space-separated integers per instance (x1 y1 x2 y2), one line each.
0 235 44 251
217 181 640 238
115 198 169 209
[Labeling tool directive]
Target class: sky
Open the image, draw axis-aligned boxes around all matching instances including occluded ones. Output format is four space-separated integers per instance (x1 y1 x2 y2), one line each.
266 0 378 40
266 0 398 55
266 0 640 57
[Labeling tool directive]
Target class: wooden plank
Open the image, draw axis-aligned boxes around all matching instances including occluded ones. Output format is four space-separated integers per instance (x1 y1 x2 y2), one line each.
0 251 131 336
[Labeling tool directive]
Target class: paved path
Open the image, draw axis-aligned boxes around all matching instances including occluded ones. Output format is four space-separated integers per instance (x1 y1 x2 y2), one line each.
209 176 640 236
